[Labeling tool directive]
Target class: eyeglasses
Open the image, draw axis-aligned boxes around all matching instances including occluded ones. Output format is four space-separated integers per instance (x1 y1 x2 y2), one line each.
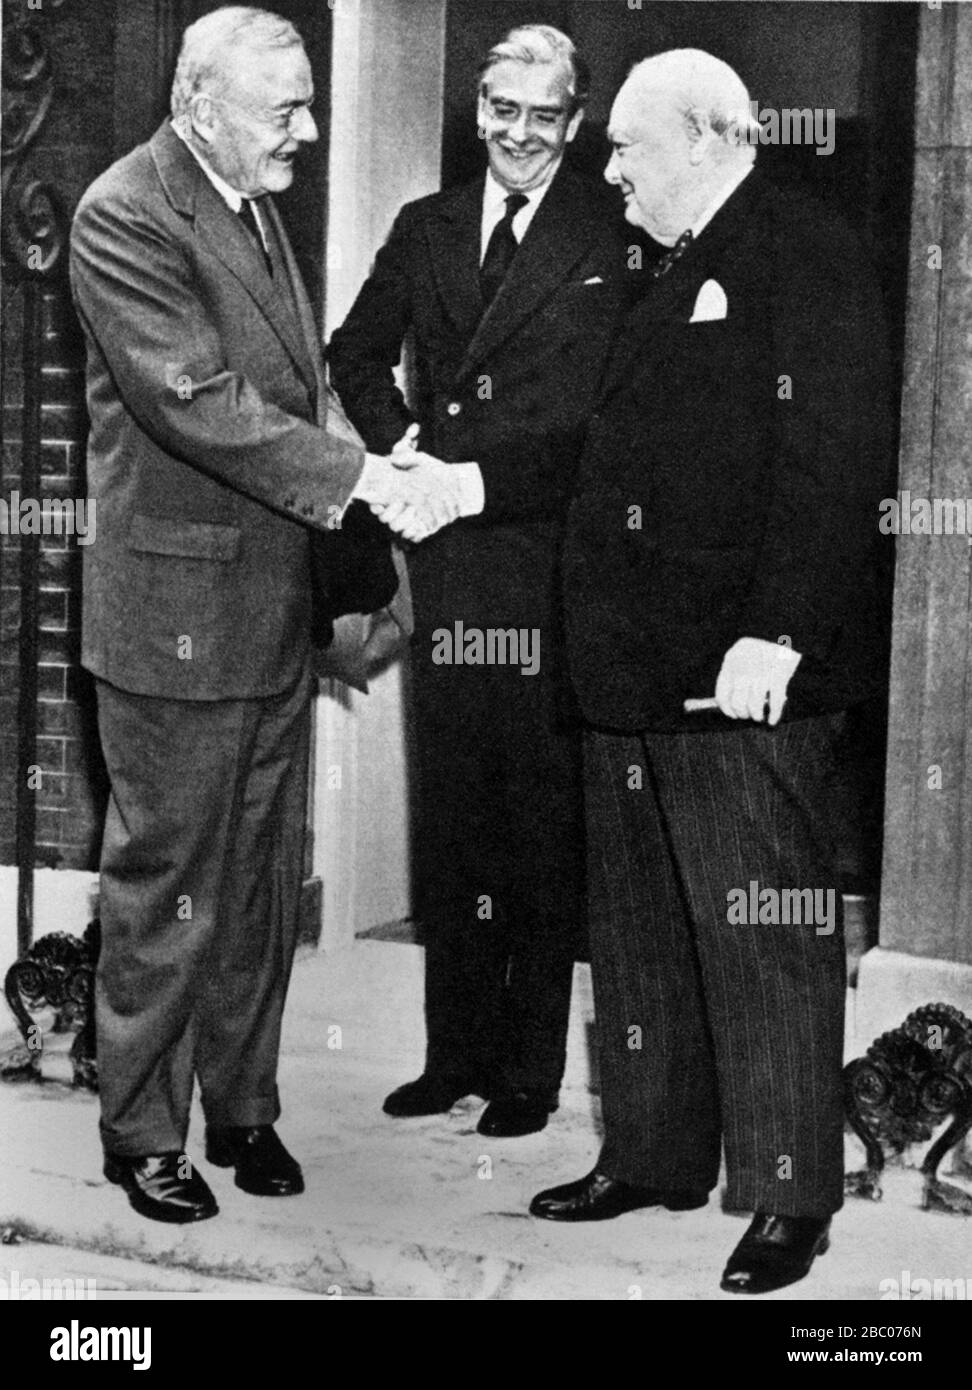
202 93 316 135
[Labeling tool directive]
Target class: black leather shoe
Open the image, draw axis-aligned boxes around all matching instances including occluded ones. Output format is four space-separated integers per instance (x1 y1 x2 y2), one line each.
382 1073 487 1117
205 1125 304 1196
477 1089 559 1137
530 1169 708 1221
720 1213 831 1294
104 1152 218 1224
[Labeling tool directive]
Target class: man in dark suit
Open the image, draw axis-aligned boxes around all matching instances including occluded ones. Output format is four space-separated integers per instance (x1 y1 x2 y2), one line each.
69 6 445 1224
329 25 632 1137
530 50 894 1293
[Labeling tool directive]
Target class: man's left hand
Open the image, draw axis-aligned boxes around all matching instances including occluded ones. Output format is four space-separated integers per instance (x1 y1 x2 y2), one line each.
714 636 802 726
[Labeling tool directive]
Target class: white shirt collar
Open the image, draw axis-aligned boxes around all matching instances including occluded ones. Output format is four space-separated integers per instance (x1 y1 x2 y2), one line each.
483 161 559 216
172 120 245 213
481 162 560 261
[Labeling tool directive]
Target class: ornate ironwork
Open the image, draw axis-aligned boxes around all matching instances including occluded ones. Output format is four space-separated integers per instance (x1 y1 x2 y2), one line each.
844 1002 972 1214
0 0 92 1095
1 0 68 280
1 921 99 1090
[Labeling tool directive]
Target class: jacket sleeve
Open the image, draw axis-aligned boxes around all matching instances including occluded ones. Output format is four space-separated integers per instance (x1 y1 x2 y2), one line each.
738 214 894 659
471 429 586 526
69 190 363 530
326 208 417 454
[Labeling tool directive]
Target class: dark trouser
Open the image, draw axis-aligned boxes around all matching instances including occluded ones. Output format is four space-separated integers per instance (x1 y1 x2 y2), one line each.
410 649 582 1095
94 667 312 1156
584 713 847 1218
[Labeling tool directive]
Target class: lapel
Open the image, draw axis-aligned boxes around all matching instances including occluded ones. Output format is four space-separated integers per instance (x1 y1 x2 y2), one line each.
262 196 323 407
426 178 488 347
457 163 608 380
150 122 319 399
598 169 771 403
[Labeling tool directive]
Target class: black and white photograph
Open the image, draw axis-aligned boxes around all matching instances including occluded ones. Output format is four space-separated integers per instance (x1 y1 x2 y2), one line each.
0 0 970 1336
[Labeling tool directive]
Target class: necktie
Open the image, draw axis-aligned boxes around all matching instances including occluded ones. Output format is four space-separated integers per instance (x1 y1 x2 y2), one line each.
480 193 528 306
239 197 273 278
652 228 693 279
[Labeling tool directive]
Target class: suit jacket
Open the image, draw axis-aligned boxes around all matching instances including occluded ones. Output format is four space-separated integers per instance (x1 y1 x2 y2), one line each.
327 161 633 636
70 121 399 702
562 171 896 733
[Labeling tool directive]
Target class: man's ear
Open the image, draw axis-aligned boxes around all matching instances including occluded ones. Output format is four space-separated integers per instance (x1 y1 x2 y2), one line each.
565 108 584 144
683 106 714 165
476 89 490 138
187 93 218 145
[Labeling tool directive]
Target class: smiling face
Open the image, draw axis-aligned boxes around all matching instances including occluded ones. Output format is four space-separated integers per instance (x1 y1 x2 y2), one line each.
195 41 317 197
605 84 701 244
477 59 582 194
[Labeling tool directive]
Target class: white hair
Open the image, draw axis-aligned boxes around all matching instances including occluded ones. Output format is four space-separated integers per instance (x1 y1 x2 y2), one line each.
625 48 758 154
170 6 303 119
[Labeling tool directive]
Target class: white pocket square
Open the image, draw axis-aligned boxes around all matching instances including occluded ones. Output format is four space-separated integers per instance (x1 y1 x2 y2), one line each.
690 278 728 322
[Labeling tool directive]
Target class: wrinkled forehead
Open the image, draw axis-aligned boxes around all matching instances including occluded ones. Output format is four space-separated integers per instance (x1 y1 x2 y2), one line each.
222 41 312 103
482 58 573 112
608 81 678 141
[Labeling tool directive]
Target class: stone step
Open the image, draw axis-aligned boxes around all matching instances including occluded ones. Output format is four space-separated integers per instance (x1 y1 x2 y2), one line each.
3 944 968 1300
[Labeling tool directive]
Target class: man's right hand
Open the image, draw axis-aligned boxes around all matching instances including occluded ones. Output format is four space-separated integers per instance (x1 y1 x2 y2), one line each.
351 453 463 541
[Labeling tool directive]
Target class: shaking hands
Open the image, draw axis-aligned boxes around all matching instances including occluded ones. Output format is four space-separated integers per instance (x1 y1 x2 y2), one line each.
353 426 484 543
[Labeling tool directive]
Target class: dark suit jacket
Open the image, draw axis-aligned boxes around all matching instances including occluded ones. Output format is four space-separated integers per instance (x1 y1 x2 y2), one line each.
562 170 895 733
327 161 633 636
70 121 398 702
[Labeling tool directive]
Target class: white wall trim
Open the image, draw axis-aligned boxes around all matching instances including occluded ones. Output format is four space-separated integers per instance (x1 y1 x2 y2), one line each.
314 0 447 951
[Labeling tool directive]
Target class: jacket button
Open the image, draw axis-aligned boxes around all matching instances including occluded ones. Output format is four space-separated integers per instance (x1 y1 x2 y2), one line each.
446 401 462 417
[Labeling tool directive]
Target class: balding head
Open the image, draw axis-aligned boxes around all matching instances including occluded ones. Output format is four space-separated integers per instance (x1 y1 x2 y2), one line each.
606 49 756 244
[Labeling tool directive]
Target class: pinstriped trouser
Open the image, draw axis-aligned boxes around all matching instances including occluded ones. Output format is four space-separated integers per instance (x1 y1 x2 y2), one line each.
585 713 847 1218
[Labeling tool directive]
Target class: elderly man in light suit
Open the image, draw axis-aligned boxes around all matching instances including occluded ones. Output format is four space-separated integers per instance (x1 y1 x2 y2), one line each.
70 5 452 1223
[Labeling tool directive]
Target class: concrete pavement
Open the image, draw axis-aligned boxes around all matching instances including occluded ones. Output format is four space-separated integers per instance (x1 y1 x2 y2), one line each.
1 942 970 1301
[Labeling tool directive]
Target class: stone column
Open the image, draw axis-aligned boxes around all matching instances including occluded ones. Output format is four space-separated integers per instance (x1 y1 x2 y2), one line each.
857 2 972 1042
314 0 447 950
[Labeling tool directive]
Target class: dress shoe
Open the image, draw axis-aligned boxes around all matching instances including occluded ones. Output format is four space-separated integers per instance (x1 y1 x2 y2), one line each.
382 1073 487 1117
104 1152 218 1224
720 1213 831 1294
477 1089 558 1137
530 1169 708 1221
205 1124 304 1196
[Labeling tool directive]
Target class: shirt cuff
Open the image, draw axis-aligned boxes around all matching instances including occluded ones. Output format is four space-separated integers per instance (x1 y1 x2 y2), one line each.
450 463 485 517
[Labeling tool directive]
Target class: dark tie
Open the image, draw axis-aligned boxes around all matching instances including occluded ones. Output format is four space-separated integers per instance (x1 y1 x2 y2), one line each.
239 197 273 277
480 193 528 306
652 228 693 279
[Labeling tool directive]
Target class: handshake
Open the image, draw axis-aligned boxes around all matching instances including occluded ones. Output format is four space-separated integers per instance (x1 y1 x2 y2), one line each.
352 425 483 543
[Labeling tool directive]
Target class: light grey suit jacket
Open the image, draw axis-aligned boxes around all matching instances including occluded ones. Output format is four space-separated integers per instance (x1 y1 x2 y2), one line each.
70 121 402 701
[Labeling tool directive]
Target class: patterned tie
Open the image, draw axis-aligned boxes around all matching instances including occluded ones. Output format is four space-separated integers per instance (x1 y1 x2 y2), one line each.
480 193 528 306
239 197 273 278
651 228 693 279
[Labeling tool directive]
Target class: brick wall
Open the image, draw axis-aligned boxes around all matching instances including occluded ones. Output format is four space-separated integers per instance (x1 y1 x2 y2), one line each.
1 0 118 872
